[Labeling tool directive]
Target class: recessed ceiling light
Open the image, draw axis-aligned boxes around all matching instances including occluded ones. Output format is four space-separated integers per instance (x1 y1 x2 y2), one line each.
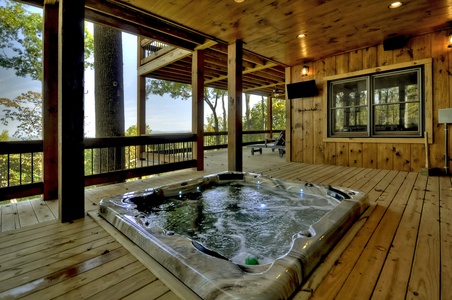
234 0 245 3
389 2 403 9
297 33 307 39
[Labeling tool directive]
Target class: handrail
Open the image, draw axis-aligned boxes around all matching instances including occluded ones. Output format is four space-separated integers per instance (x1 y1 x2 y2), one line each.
0 140 43 154
84 133 196 147
0 130 280 201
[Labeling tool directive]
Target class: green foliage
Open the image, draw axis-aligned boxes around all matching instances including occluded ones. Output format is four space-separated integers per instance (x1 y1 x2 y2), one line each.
248 98 286 130
1 91 42 139
125 124 152 136
146 79 192 100
0 0 95 79
84 28 95 70
0 152 43 189
0 0 94 142
0 0 42 80
146 79 286 135
145 79 228 134
0 130 9 141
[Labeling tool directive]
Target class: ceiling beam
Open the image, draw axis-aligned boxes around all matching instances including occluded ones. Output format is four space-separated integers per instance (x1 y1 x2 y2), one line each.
205 62 278 84
138 48 191 75
85 0 206 47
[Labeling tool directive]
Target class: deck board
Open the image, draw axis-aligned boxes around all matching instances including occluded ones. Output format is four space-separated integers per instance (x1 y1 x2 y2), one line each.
439 176 452 300
408 176 441 299
372 174 428 299
335 172 416 300
0 149 450 300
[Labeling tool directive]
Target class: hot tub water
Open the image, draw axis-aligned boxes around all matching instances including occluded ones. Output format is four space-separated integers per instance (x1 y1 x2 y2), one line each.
132 183 340 265
99 171 368 299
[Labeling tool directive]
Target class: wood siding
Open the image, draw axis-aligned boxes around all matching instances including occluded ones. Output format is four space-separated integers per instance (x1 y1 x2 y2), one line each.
290 31 451 172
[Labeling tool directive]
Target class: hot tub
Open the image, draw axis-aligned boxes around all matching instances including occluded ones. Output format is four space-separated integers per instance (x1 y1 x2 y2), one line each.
99 171 368 299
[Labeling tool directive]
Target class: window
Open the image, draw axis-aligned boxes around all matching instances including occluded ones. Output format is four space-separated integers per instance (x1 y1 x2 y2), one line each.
328 66 423 138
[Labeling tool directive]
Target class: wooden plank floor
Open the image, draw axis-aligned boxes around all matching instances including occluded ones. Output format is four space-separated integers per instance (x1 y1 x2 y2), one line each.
0 148 451 299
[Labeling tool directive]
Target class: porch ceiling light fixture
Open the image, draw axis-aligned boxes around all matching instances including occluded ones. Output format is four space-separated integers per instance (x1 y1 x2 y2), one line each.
448 34 452 48
297 33 307 39
234 0 245 3
301 65 309 76
273 88 284 97
389 2 403 9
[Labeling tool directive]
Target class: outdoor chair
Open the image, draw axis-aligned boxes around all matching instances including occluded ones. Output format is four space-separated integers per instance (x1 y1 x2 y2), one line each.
247 131 286 157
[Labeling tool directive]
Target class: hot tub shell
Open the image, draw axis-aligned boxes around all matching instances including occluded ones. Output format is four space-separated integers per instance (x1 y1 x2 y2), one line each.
99 171 368 299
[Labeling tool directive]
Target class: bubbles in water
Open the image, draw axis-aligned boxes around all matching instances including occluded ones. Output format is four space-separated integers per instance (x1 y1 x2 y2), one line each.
140 183 339 264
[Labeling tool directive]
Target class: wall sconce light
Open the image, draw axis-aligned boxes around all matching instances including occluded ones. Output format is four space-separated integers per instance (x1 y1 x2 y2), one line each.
301 65 309 76
448 35 452 48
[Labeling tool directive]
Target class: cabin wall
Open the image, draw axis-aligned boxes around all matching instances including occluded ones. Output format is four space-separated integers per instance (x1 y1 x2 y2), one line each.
289 31 451 172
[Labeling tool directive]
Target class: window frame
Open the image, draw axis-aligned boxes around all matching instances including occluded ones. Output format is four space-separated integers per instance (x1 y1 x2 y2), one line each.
323 59 432 144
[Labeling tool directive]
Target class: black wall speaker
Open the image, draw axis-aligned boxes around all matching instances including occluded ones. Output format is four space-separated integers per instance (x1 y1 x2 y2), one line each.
383 36 409 51
286 80 319 99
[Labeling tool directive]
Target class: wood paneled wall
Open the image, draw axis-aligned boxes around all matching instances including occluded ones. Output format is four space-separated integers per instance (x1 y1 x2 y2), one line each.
289 31 451 172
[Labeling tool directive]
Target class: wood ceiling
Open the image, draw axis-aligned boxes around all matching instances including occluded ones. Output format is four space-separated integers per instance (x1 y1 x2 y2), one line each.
31 0 452 96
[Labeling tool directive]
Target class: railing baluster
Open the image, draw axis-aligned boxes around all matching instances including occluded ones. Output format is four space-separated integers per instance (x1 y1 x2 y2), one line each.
1 131 276 200
31 152 34 183
7 153 10 187
19 153 22 185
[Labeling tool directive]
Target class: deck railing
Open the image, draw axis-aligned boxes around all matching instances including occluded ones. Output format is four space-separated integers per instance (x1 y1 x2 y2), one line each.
143 40 168 57
204 130 278 150
83 133 197 186
0 130 279 201
0 140 44 201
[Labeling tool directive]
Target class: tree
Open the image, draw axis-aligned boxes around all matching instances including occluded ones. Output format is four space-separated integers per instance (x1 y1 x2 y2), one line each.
145 79 227 139
248 97 286 131
125 124 151 136
0 0 94 140
244 94 251 131
1 91 42 139
0 130 9 141
0 0 94 81
93 24 124 138
0 0 42 80
93 24 125 173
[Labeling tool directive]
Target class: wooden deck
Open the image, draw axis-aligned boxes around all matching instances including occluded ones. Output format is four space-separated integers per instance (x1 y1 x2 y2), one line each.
0 148 451 299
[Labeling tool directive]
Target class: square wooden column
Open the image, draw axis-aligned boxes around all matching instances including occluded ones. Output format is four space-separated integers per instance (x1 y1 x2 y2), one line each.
267 96 273 137
285 67 292 162
137 37 146 137
58 0 86 222
228 40 243 172
192 50 205 170
42 3 59 200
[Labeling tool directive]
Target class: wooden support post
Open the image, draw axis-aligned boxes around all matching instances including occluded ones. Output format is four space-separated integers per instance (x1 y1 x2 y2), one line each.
228 40 243 172
42 3 59 200
137 37 146 161
268 96 273 138
285 67 292 162
58 0 85 222
137 37 146 137
192 50 205 171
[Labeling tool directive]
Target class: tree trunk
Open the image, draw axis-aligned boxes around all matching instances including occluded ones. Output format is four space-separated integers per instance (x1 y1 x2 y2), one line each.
221 92 227 131
245 94 251 131
93 25 125 174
